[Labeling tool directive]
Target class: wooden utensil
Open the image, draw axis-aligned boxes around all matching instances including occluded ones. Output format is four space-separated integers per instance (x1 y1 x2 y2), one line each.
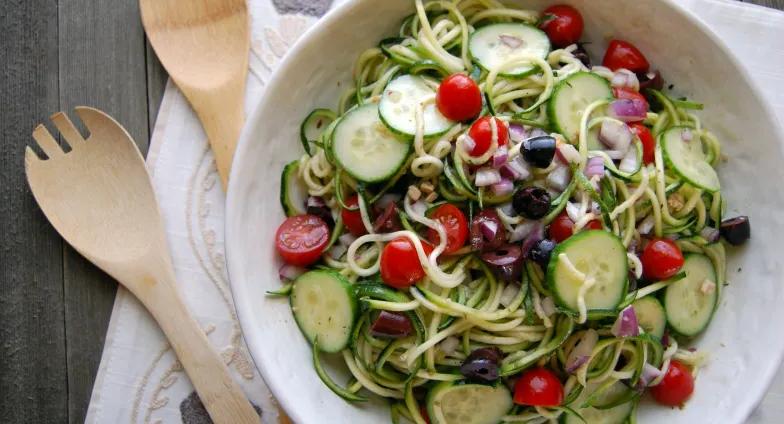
25 107 259 424
140 0 250 189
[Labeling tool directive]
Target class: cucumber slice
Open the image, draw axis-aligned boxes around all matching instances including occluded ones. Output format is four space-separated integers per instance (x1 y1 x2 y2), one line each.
427 382 513 424
548 72 613 142
332 104 411 183
280 160 308 216
582 379 638 410
291 270 357 353
562 381 635 424
468 23 550 78
547 230 628 316
379 74 454 138
632 297 666 339
661 126 720 192
300 108 337 155
663 254 719 337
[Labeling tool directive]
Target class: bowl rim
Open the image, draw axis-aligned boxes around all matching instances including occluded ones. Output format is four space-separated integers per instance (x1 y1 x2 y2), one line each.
226 1 784 422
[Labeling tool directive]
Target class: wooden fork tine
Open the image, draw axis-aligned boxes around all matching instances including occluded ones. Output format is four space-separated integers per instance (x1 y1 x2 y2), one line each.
24 146 41 165
51 111 87 147
32 124 63 158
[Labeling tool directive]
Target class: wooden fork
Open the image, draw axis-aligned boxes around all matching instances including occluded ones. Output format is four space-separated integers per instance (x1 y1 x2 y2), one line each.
25 107 259 424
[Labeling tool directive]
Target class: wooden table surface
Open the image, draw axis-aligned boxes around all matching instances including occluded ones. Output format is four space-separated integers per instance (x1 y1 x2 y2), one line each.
1 0 783 423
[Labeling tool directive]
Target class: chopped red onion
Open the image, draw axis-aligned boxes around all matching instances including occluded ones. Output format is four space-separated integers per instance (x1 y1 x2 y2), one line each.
376 193 401 209
681 128 693 142
584 156 605 178
492 145 509 168
546 166 571 192
475 167 502 187
599 120 633 153
637 215 655 235
528 128 548 139
499 34 524 49
520 222 544 257
480 220 499 241
328 243 347 259
541 296 556 317
461 134 476 153
604 149 626 160
492 178 515 196
556 143 580 164
700 226 720 243
611 69 640 92
279 264 306 282
619 147 639 173
499 284 520 307
565 201 581 223
440 336 460 355
339 233 357 246
307 196 326 208
566 329 598 373
500 157 531 181
499 202 516 217
661 331 671 347
411 200 427 217
638 362 664 388
611 305 639 337
509 221 536 243
508 123 528 143
609 99 648 123
566 355 590 374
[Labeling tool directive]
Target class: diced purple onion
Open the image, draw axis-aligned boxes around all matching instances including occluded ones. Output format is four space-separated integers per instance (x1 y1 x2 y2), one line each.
279 264 306 282
546 166 571 192
638 362 664 389
509 221 537 243
480 220 499 241
556 143 580 164
328 243 347 260
605 150 626 160
411 200 427 217
637 215 655 235
700 226 720 243
462 135 476 153
492 178 515 196
500 157 531 181
376 193 401 209
619 147 639 173
541 296 556 317
371 311 413 338
475 167 502 187
492 145 509 168
508 123 528 143
566 355 590 374
499 34 524 48
520 222 545 257
584 156 605 179
307 196 326 208
611 305 639 337
599 120 633 153
611 69 640 92
440 336 460 355
339 233 357 246
566 329 598 373
565 201 580 223
681 128 693 142
528 128 548 139
499 283 520 307
609 99 648 123
661 331 671 347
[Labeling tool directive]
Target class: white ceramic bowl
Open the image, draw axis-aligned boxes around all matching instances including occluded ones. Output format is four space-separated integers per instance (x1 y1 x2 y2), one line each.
227 1 784 422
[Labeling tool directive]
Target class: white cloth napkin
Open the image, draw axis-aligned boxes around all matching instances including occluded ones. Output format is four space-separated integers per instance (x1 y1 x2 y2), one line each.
85 1 784 422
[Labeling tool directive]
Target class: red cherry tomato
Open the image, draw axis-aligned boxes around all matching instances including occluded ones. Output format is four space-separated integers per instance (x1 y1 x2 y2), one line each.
275 215 330 266
641 238 685 280
602 40 650 73
514 368 564 407
468 117 508 157
539 5 584 48
631 123 656 165
436 74 483 122
427 204 469 254
650 360 694 407
342 195 367 237
613 87 649 121
548 212 602 243
380 237 434 289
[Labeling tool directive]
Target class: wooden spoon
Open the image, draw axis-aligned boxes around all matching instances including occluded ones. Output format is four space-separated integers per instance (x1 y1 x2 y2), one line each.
25 107 259 424
140 0 250 189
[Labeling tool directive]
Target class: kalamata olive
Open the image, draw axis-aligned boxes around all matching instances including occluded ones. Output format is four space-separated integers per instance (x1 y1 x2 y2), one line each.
638 70 664 91
513 187 552 219
467 346 503 363
481 244 523 282
720 216 750 246
306 197 334 227
528 239 556 267
460 347 503 382
370 311 412 338
470 209 506 252
372 202 402 233
573 43 591 68
522 135 557 168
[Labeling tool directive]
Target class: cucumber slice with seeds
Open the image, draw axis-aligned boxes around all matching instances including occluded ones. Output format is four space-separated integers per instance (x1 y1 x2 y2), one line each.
562 381 635 424
379 74 454 137
300 108 337 155
427 382 513 424
664 254 719 337
548 72 613 142
291 270 357 353
632 296 667 339
280 160 308 216
661 126 720 192
468 23 550 78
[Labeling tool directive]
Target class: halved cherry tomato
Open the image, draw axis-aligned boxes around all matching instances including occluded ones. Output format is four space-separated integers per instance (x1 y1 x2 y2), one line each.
650 360 694 407
514 368 564 406
602 39 650 73
630 123 655 164
614 87 649 116
275 215 330 266
548 211 602 243
342 195 367 236
468 116 508 157
539 5 584 48
641 238 684 280
427 204 468 254
380 237 434 289
436 74 482 122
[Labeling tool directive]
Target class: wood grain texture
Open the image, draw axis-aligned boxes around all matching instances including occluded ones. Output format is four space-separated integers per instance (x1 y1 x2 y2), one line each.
146 40 168 133
56 0 150 422
0 1 67 424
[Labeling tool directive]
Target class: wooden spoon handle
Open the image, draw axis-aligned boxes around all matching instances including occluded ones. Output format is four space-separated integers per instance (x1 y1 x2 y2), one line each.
137 270 259 424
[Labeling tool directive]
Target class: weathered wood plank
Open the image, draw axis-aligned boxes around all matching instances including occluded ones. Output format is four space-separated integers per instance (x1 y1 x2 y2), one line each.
0 1 67 423
57 0 150 422
744 0 784 9
146 40 168 133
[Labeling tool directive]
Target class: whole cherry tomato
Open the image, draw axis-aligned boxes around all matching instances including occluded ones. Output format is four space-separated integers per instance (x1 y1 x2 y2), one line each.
641 238 685 280
342 195 367 237
630 123 656 165
436 74 482 122
539 5 584 48
614 87 650 120
650 360 695 407
275 215 330 266
602 39 650 73
427 204 469 254
380 237 434 289
513 368 564 406
468 116 508 157
548 211 602 243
